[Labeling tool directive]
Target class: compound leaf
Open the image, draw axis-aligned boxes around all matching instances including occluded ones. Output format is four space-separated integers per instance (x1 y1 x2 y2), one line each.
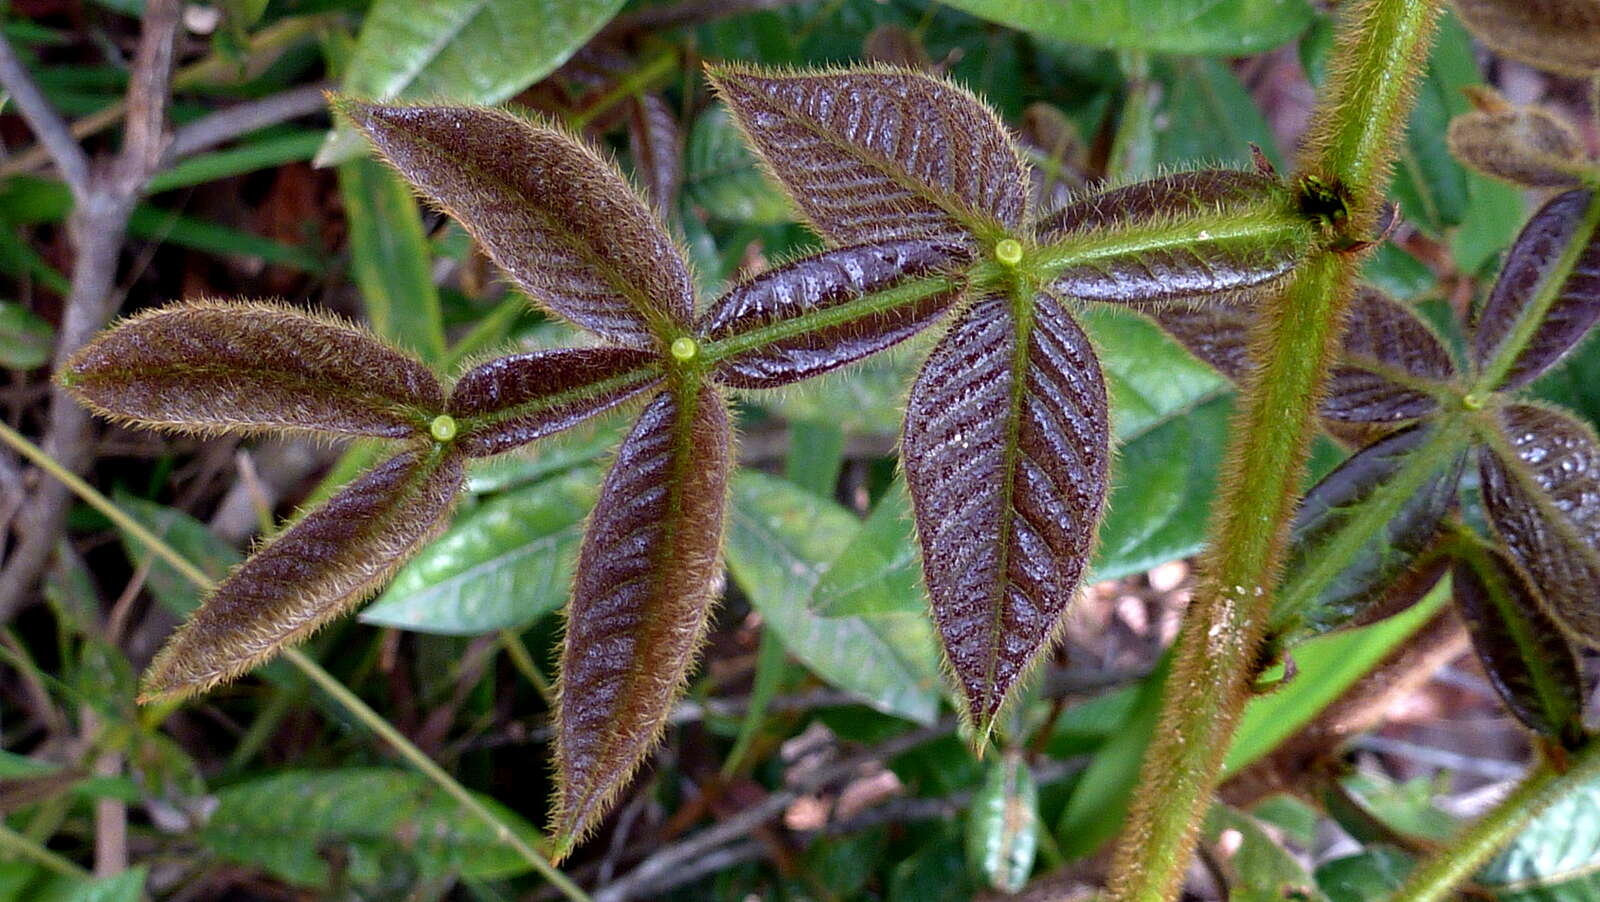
448 349 662 457
338 101 693 347
1453 543 1585 745
1274 424 1466 644
902 290 1109 741
1322 287 1455 424
1454 0 1600 76
140 446 465 701
701 239 969 388
62 301 442 440
1447 91 1591 188
1474 189 1600 390
553 383 731 853
1037 170 1306 306
708 65 1030 248
1479 403 1600 646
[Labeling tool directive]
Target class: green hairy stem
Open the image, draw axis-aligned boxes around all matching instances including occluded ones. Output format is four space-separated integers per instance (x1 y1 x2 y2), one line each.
1105 1 1445 898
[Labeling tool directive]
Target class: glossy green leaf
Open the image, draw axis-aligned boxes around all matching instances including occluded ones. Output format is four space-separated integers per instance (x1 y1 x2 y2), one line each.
339 101 694 347
0 300 52 369
812 480 922 618
935 0 1314 55
1203 805 1325 902
1479 404 1600 646
1152 58 1282 170
702 240 968 388
726 470 942 723
115 494 241 617
62 301 443 440
1473 188 1600 390
553 384 732 852
1057 655 1170 857
903 291 1109 738
361 467 599 635
1083 306 1228 441
319 0 627 164
199 769 541 886
1455 0 1600 76
1315 849 1413 902
141 447 465 701
683 106 793 226
965 751 1039 894
1479 767 1600 898
1453 544 1585 744
338 156 447 363
709 64 1029 247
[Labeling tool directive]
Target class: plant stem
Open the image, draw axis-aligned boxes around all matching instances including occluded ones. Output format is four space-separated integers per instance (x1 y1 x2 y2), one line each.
1105 2 1442 898
0 820 90 881
1385 740 1600 902
0 420 594 902
500 628 557 706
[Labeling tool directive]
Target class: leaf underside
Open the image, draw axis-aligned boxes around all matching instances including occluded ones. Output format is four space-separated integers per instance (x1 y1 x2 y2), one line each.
553 383 731 850
1151 296 1257 382
1474 188 1600 390
1322 287 1455 423
448 348 662 456
1454 0 1600 76
1037 170 1302 306
63 301 443 439
709 65 1029 247
1480 404 1600 646
140 447 465 701
902 290 1109 735
1447 104 1588 188
1278 423 1464 642
1453 548 1585 744
701 239 970 388
627 94 683 212
339 101 693 347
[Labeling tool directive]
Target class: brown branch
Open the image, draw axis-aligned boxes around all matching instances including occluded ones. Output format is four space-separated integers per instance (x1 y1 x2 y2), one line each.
166 83 330 160
0 31 93 200
0 0 183 623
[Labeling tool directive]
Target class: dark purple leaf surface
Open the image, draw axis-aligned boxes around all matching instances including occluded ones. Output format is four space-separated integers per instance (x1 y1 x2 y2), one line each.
449 348 662 456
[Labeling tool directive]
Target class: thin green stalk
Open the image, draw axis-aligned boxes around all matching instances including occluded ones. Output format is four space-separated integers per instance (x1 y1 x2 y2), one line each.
0 420 593 902
1386 740 1600 902
500 628 556 706
1105 2 1443 898
0 819 89 880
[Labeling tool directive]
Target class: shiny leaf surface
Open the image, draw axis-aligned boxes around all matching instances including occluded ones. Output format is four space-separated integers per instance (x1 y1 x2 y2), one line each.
1322 287 1455 423
361 468 599 635
701 240 969 388
903 291 1109 737
1454 0 1600 75
339 101 693 346
1037 170 1305 305
1447 94 1590 188
936 0 1314 56
1276 424 1465 643
62 301 442 440
1480 404 1600 645
448 349 662 456
1453 545 1585 744
1474 188 1600 390
553 384 731 851
140 447 465 701
708 65 1029 247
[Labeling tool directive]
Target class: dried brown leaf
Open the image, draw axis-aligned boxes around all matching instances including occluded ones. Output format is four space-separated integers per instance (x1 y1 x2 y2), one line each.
1454 0 1600 76
1447 95 1590 188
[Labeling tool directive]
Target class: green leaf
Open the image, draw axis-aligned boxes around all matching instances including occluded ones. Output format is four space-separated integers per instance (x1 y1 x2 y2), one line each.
935 0 1314 55
965 751 1039 894
812 479 922 618
683 106 794 226
726 470 942 724
1152 57 1281 170
1203 806 1325 902
338 156 447 363
1056 654 1170 858
360 467 598 635
0 300 53 369
1223 580 1450 774
318 0 627 164
62 868 145 902
1082 306 1228 443
199 769 541 886
114 493 241 617
147 131 324 194
1479 767 1600 899
1316 849 1413 902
